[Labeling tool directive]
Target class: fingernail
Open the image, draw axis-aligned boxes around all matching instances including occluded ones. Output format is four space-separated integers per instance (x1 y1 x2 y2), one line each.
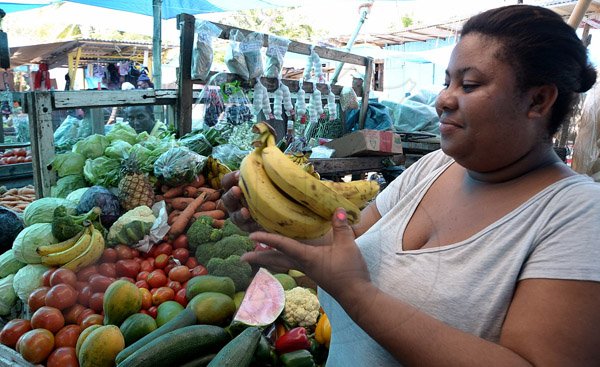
335 209 347 222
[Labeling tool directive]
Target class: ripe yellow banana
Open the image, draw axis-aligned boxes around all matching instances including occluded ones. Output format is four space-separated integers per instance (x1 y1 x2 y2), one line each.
321 180 380 209
61 225 105 272
41 227 93 266
261 134 361 225
239 148 331 240
36 228 87 257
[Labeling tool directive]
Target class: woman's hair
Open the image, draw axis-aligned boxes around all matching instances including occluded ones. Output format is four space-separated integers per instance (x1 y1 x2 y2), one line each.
461 5 597 135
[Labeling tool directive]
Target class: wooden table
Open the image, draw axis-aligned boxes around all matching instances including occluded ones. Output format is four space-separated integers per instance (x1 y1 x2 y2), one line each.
310 154 404 180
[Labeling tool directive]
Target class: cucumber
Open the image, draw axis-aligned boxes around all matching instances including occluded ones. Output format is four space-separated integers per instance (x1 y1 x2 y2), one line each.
115 307 197 364
117 325 229 367
207 326 261 367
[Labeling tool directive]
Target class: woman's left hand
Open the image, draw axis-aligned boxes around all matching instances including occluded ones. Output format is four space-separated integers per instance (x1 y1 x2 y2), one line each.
241 208 371 299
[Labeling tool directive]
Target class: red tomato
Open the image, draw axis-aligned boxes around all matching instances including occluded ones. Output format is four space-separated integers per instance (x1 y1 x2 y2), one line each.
75 281 88 292
136 271 150 282
100 248 118 263
98 262 117 278
140 260 154 273
50 268 78 288
152 286 175 306
191 265 208 277
76 265 98 282
147 270 168 289
6 156 17 164
146 306 158 318
135 280 149 289
185 257 198 269
80 314 103 330
139 288 152 309
163 263 175 275
54 324 81 348
42 268 57 287
119 276 135 283
174 288 188 307
167 280 182 293
114 244 134 260
76 308 95 326
154 243 173 256
27 286 50 312
154 254 169 269
0 319 32 348
116 259 141 278
168 265 191 283
47 346 78 367
88 292 104 313
45 284 78 310
17 328 55 364
78 285 93 307
24 156 32 163
130 248 140 258
30 306 65 334
172 234 189 249
89 274 114 293
172 248 190 264
62 304 86 325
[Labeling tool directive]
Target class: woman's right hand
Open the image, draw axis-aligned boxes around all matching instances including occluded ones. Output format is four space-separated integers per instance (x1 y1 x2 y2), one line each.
221 171 262 233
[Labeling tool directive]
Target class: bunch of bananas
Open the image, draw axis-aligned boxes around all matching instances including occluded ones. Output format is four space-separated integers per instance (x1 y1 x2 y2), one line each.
239 122 380 240
286 152 320 179
37 222 105 272
204 156 232 190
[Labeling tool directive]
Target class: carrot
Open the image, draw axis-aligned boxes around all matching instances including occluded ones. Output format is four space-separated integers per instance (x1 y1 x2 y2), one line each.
163 185 186 199
183 186 199 198
212 219 226 228
198 201 217 212
214 199 226 212
192 209 226 220
189 174 206 188
168 192 207 238
17 188 35 195
170 197 194 211
168 213 180 225
5 188 18 196
197 187 221 201
168 209 181 223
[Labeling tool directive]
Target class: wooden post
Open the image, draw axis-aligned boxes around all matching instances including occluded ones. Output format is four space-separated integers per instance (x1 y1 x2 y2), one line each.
176 13 195 137
26 92 55 198
358 58 374 130
152 0 162 89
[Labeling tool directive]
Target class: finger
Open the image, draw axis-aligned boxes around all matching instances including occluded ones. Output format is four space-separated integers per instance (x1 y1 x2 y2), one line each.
331 208 356 245
221 185 243 212
249 231 314 262
221 170 240 191
241 249 299 270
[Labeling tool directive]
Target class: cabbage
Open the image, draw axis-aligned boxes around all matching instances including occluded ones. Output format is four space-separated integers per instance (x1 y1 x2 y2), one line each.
83 156 122 188
51 152 86 177
23 197 77 226
0 274 17 316
73 134 109 159
77 186 122 228
66 187 90 204
51 174 87 198
107 122 138 145
12 223 58 264
104 140 132 160
13 264 50 303
0 207 24 254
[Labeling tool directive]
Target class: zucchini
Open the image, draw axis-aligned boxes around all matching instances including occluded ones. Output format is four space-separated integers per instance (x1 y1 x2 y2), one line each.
115 307 197 364
207 326 261 367
117 325 229 367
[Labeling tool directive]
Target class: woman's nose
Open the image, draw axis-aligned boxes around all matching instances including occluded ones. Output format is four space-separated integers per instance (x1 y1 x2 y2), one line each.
435 87 457 115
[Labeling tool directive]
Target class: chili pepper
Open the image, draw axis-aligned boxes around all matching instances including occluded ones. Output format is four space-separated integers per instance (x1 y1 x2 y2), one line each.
279 349 316 367
315 312 331 348
275 326 312 354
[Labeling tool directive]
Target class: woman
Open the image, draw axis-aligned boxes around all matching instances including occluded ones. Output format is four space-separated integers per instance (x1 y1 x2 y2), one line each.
224 5 600 365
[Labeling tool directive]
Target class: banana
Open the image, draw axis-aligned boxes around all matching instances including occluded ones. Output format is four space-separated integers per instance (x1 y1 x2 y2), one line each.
61 225 105 272
321 180 380 209
239 148 331 240
41 226 93 266
260 132 361 224
37 228 87 256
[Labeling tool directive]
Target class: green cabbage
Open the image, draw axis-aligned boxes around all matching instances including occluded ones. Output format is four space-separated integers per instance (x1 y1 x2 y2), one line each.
107 122 138 145
51 152 86 177
13 264 50 303
83 156 122 187
0 274 17 316
104 140 132 160
23 197 77 226
73 134 109 159
66 187 90 205
51 175 87 198
12 223 58 264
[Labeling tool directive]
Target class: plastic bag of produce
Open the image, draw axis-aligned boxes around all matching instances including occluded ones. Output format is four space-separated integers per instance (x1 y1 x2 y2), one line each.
198 84 225 128
244 31 265 80
265 35 291 78
210 144 249 171
191 20 222 80
178 130 213 156
222 81 254 127
154 146 207 186
225 29 249 79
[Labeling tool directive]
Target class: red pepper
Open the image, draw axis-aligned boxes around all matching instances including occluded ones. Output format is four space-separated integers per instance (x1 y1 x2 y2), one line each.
275 326 312 354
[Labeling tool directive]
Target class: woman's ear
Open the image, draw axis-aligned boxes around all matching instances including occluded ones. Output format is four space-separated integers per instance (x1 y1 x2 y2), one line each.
527 84 558 119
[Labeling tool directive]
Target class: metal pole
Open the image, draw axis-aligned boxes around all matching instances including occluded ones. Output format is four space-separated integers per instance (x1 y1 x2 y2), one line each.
152 0 162 89
567 0 592 28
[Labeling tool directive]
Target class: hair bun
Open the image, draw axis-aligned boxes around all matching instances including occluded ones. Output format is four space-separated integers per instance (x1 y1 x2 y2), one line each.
578 63 597 93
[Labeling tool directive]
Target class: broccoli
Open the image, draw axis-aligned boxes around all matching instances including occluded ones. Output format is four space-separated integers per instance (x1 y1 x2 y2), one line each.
52 206 102 241
221 218 248 238
194 234 254 266
187 218 223 253
206 255 253 292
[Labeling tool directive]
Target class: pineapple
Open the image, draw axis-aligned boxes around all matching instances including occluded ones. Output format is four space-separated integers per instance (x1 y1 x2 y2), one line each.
118 154 155 211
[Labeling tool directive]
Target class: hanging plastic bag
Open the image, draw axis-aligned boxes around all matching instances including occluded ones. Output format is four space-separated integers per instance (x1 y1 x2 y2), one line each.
191 20 222 80
221 81 254 126
154 146 207 187
225 29 249 80
243 32 265 80
265 35 291 78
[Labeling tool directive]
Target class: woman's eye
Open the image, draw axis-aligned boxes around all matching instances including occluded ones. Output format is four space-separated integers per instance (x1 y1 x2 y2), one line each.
462 84 478 92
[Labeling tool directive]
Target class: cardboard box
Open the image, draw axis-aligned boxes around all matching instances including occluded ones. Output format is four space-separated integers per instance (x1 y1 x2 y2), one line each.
324 129 403 157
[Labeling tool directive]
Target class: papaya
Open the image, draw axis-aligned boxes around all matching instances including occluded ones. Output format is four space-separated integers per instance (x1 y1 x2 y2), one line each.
103 279 142 326
119 313 157 346
78 325 125 367
76 324 101 356
187 292 236 325
155 301 184 328
186 275 236 300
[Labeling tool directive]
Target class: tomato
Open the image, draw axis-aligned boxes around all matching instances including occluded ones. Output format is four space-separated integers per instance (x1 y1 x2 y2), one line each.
191 265 208 277
185 257 198 269
54 324 81 348
98 262 117 278
154 243 173 256
119 276 135 283
0 319 32 348
24 156 32 162
89 274 114 293
139 288 152 309
172 234 189 249
45 284 78 310
154 253 169 269
114 244 134 260
147 270 168 289
135 280 149 289
146 306 158 318
27 286 50 312
47 346 78 367
152 286 175 306
15 148 27 157
167 280 182 293
100 247 118 263
164 263 176 275
16 156 25 163
174 288 188 307
80 314 103 330
116 259 141 278
76 308 95 325
42 268 57 287
78 285 93 307
50 268 78 287
172 248 190 264
17 328 55 364
88 292 104 313
136 271 150 282
75 281 88 292
62 304 86 325
140 260 154 273
30 306 65 334
6 156 17 164
168 265 192 283
130 248 140 258
76 265 98 282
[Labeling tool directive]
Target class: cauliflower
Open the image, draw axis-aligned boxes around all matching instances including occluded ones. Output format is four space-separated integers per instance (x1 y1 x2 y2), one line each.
282 286 320 327
107 206 156 246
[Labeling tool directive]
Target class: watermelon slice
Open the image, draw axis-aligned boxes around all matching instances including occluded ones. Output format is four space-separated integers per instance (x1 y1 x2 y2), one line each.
233 268 285 326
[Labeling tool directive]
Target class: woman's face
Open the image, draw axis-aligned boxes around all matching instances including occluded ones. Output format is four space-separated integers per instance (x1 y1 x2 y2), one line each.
435 33 539 172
